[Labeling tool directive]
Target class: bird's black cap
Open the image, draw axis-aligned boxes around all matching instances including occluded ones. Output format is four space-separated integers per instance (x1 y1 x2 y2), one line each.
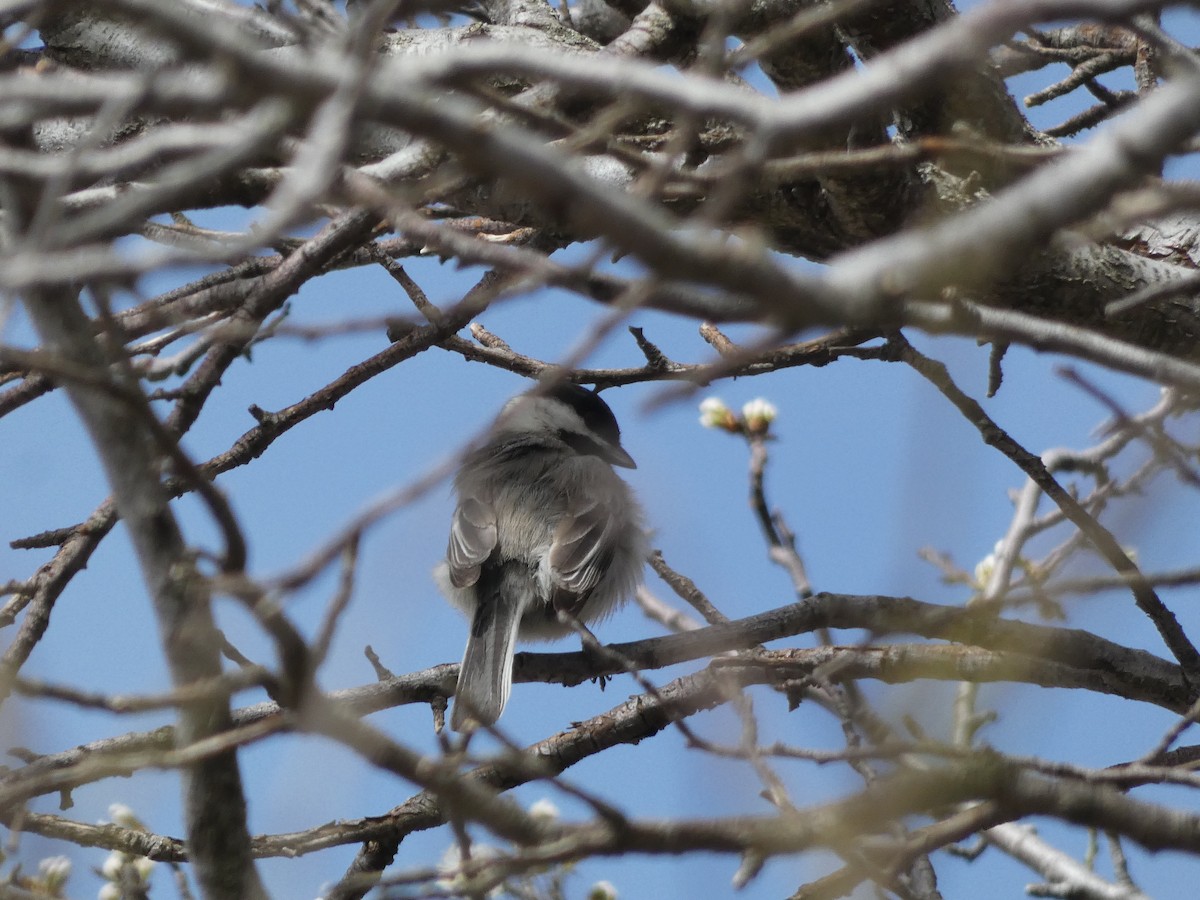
548 384 635 468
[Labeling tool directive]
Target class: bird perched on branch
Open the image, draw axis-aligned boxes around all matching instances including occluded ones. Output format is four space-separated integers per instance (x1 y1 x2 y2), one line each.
435 384 647 731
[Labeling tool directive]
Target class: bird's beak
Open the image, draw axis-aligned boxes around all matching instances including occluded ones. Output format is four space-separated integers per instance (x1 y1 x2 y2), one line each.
603 442 637 469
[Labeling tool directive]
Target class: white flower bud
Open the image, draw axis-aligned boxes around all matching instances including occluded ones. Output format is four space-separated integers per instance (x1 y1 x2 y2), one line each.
529 798 559 822
973 552 997 588
39 855 71 877
741 398 777 433
132 855 156 882
100 852 126 880
107 803 140 829
698 397 735 430
38 855 71 888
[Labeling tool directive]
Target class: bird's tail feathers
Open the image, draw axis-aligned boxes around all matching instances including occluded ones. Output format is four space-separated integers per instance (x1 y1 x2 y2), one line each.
451 568 525 731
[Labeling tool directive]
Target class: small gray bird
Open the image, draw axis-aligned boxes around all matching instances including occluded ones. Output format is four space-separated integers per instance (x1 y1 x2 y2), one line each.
435 384 647 731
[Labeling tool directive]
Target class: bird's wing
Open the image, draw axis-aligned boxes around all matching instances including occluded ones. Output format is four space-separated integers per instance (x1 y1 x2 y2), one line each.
446 495 497 588
549 495 615 613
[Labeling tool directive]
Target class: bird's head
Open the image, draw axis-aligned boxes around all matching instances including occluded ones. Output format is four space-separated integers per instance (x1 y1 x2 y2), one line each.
497 384 636 469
